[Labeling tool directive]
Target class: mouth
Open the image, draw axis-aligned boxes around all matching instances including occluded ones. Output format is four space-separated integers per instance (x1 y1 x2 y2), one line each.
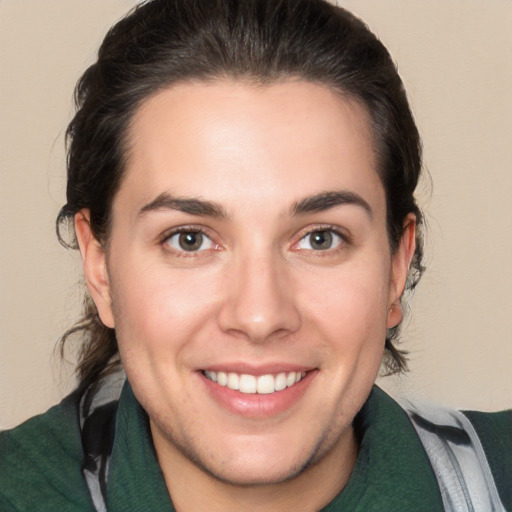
202 370 307 395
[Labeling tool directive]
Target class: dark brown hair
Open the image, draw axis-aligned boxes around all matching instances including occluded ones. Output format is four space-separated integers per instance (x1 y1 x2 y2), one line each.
57 0 424 397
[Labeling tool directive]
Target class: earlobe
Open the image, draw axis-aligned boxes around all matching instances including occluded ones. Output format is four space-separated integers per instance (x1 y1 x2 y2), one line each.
74 210 115 328
387 301 403 329
387 214 416 329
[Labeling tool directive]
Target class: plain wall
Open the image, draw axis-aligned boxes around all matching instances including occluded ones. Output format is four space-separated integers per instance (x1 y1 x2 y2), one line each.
1 0 511 429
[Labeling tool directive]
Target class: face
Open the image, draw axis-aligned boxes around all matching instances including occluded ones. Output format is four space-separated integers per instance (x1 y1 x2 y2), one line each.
78 80 414 488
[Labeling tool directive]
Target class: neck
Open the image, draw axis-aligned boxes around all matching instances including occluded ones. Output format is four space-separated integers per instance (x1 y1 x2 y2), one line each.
151 422 358 512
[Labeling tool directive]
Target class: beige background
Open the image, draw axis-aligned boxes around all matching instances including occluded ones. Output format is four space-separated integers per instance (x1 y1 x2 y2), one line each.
1 0 511 430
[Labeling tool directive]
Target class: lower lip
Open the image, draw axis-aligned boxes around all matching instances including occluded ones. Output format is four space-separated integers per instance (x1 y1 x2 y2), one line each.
199 370 317 418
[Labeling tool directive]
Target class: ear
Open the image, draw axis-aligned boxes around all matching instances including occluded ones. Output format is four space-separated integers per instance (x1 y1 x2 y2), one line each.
387 214 417 329
75 210 115 328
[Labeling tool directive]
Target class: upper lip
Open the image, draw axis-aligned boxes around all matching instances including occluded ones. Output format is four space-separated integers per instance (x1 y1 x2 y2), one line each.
198 362 315 376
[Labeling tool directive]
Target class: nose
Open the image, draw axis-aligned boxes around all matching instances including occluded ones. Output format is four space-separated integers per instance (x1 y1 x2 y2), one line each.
217 253 301 343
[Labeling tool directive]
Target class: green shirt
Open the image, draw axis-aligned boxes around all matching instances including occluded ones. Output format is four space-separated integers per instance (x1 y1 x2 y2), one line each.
1 384 510 511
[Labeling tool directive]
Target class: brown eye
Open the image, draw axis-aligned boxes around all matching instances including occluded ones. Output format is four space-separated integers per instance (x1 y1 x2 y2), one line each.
165 230 215 252
179 232 203 251
297 229 343 251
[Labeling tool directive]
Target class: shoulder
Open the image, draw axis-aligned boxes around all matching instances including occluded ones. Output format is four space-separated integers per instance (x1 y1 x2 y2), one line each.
0 391 95 511
403 398 511 512
463 408 512 510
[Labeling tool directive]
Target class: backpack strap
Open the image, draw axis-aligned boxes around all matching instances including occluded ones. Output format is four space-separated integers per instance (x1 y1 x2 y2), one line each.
404 401 506 512
80 371 126 512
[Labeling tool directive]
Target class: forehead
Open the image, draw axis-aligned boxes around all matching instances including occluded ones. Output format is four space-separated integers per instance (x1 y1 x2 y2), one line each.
117 79 383 219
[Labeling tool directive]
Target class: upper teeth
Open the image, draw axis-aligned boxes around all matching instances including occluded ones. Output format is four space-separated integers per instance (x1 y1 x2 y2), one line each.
203 370 306 394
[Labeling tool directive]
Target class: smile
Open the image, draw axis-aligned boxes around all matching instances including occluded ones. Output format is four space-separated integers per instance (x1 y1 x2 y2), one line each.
203 370 307 395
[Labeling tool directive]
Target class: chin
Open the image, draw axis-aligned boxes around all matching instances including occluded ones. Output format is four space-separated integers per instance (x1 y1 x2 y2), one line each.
197 452 312 487
173 424 338 488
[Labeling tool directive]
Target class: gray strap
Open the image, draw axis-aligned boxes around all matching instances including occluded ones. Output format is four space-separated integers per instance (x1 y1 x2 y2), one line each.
405 401 506 512
80 371 126 512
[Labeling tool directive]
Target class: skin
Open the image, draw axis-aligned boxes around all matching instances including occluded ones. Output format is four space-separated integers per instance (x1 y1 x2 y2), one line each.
76 80 415 511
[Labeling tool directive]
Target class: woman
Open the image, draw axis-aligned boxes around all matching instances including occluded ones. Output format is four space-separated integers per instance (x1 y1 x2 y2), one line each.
1 1 510 510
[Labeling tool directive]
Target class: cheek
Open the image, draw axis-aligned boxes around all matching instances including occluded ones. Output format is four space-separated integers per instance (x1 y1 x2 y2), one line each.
109 265 222 405
298 260 390 358
109 259 222 363
304 267 389 325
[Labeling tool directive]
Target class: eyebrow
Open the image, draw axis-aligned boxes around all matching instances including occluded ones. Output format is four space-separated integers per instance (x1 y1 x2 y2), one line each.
138 189 372 220
292 190 373 218
138 193 228 219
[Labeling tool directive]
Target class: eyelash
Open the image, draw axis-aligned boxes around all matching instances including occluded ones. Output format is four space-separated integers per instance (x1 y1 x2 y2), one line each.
294 225 349 253
159 224 349 256
160 225 219 256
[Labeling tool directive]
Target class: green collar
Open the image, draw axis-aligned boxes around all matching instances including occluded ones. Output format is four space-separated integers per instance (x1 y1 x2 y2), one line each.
107 383 174 511
322 386 444 511
106 384 443 511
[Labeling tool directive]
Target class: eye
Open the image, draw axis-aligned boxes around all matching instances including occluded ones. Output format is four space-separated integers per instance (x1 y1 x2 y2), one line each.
164 230 217 252
296 229 344 251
